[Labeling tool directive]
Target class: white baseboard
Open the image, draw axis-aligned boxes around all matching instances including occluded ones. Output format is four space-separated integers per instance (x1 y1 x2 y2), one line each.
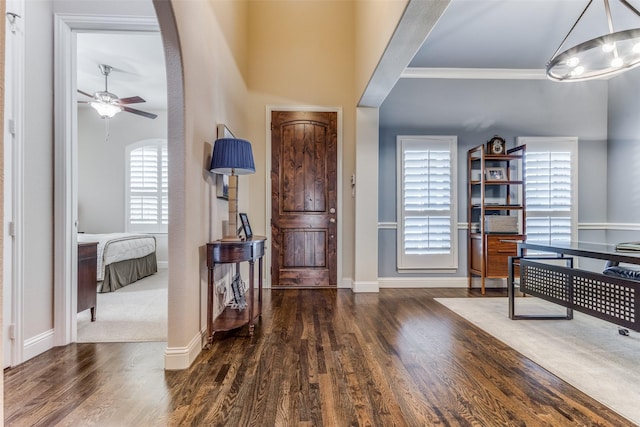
378 276 468 288
23 329 55 363
157 261 169 269
352 280 379 293
339 277 353 289
164 331 203 370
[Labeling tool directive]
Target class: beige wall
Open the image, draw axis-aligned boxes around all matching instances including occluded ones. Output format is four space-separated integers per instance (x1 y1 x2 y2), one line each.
354 0 408 102
242 0 410 284
246 0 357 281
165 0 249 367
164 0 407 364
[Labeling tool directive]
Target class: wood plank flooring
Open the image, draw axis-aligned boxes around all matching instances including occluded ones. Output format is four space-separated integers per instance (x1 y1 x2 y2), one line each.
5 288 635 426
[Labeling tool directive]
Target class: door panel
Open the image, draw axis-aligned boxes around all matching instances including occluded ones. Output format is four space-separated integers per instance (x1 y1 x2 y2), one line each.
271 111 337 288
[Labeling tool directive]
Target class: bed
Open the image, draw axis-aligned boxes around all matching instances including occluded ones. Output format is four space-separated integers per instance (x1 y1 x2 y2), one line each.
77 233 157 293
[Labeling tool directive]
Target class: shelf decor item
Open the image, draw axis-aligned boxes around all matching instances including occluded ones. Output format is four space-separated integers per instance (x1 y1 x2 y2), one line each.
229 273 247 311
239 212 253 239
486 135 506 155
485 167 507 181
209 136 256 241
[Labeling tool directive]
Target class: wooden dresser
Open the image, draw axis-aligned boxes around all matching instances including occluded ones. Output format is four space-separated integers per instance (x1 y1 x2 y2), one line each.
78 242 98 321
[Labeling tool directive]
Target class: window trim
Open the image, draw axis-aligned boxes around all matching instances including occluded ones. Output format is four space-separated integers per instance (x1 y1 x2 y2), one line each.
125 138 168 233
518 136 578 244
396 135 458 271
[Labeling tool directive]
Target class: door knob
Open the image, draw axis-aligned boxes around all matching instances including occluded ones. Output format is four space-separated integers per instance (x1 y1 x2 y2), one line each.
329 208 336 214
330 218 336 223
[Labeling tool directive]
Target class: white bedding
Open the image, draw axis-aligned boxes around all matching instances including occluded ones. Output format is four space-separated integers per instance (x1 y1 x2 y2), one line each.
77 233 156 281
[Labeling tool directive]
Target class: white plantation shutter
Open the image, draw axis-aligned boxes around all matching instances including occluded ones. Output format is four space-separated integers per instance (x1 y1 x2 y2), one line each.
519 137 577 246
397 136 458 270
126 139 168 232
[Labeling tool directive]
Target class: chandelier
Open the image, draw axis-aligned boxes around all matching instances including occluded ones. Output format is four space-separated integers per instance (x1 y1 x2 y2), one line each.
547 0 640 81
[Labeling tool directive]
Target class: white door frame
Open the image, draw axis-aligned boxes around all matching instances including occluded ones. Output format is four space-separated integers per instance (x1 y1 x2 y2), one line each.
265 105 344 288
53 14 159 345
3 0 25 367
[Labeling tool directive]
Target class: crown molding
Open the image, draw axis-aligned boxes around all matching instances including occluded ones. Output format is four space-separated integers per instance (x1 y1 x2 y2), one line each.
401 67 548 80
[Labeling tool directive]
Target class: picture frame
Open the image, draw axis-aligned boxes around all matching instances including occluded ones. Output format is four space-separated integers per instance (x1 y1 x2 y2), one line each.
239 212 253 239
215 124 235 200
485 167 507 181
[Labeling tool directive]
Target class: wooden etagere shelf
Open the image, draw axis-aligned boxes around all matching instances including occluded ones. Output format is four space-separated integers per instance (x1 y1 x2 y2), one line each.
467 143 526 294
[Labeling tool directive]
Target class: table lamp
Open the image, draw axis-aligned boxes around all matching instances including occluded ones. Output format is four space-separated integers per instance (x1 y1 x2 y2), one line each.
209 138 255 241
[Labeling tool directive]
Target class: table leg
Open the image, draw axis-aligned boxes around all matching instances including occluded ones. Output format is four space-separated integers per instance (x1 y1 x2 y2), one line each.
205 265 215 348
508 256 516 319
206 266 214 347
511 256 574 321
258 256 263 304
248 260 255 335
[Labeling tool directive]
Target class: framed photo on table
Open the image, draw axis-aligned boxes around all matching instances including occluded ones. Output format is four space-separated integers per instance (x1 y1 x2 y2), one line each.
239 213 253 239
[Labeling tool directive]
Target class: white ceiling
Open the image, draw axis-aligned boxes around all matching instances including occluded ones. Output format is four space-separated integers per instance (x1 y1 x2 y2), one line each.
74 1 640 114
76 32 166 111
409 0 640 70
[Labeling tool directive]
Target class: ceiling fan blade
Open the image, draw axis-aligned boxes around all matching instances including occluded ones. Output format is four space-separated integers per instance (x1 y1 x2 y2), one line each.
118 96 146 105
77 89 94 98
122 106 157 119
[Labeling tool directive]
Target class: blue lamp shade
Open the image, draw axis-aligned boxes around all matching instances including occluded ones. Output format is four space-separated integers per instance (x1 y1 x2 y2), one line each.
209 138 255 175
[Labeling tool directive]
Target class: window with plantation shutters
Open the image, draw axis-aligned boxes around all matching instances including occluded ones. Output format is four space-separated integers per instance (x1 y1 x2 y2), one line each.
126 139 168 233
519 137 577 246
397 136 458 271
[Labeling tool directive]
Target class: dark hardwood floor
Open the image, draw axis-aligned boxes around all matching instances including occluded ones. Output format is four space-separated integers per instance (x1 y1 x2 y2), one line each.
5 288 635 426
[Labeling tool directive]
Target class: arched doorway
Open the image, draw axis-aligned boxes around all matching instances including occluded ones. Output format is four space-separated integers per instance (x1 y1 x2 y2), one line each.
53 3 185 369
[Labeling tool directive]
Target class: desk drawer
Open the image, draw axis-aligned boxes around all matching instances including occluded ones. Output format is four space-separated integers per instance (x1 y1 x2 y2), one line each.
487 236 519 255
486 235 521 277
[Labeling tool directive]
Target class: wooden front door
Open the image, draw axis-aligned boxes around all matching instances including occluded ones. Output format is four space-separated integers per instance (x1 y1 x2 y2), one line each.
271 111 337 288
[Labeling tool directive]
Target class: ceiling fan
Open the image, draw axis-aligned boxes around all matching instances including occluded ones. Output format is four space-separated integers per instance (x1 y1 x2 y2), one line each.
77 64 157 120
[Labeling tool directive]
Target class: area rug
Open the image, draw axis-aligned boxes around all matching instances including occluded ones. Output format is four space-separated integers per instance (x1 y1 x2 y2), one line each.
435 297 640 426
77 268 168 342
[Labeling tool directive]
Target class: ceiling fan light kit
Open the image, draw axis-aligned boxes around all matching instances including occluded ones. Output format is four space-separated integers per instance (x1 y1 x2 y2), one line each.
89 96 123 118
547 0 640 81
78 63 157 119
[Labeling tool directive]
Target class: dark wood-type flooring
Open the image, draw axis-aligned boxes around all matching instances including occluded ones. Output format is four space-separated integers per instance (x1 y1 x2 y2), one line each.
5 288 635 426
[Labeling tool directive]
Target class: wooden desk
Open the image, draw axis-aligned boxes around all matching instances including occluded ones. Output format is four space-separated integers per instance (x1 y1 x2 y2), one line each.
206 236 266 343
508 240 640 332
78 242 98 321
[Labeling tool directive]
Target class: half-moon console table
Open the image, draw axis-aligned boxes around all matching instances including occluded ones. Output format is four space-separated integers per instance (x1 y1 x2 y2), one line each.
206 236 266 344
508 240 639 332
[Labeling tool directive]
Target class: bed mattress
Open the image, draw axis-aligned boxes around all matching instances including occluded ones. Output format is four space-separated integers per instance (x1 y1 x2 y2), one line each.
77 233 156 281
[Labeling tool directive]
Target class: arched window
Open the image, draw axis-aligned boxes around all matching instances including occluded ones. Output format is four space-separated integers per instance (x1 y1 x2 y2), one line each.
125 139 168 233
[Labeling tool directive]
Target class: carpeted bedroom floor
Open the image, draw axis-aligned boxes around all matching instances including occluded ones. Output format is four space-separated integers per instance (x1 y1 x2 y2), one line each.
77 268 168 342
436 296 640 426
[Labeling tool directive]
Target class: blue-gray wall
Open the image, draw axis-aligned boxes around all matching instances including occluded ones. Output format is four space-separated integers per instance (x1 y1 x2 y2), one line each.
379 78 609 278
606 67 640 244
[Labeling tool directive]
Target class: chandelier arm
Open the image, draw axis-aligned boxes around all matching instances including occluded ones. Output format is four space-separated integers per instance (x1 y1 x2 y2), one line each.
549 0 594 61
605 0 614 33
604 0 622 60
617 0 640 18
